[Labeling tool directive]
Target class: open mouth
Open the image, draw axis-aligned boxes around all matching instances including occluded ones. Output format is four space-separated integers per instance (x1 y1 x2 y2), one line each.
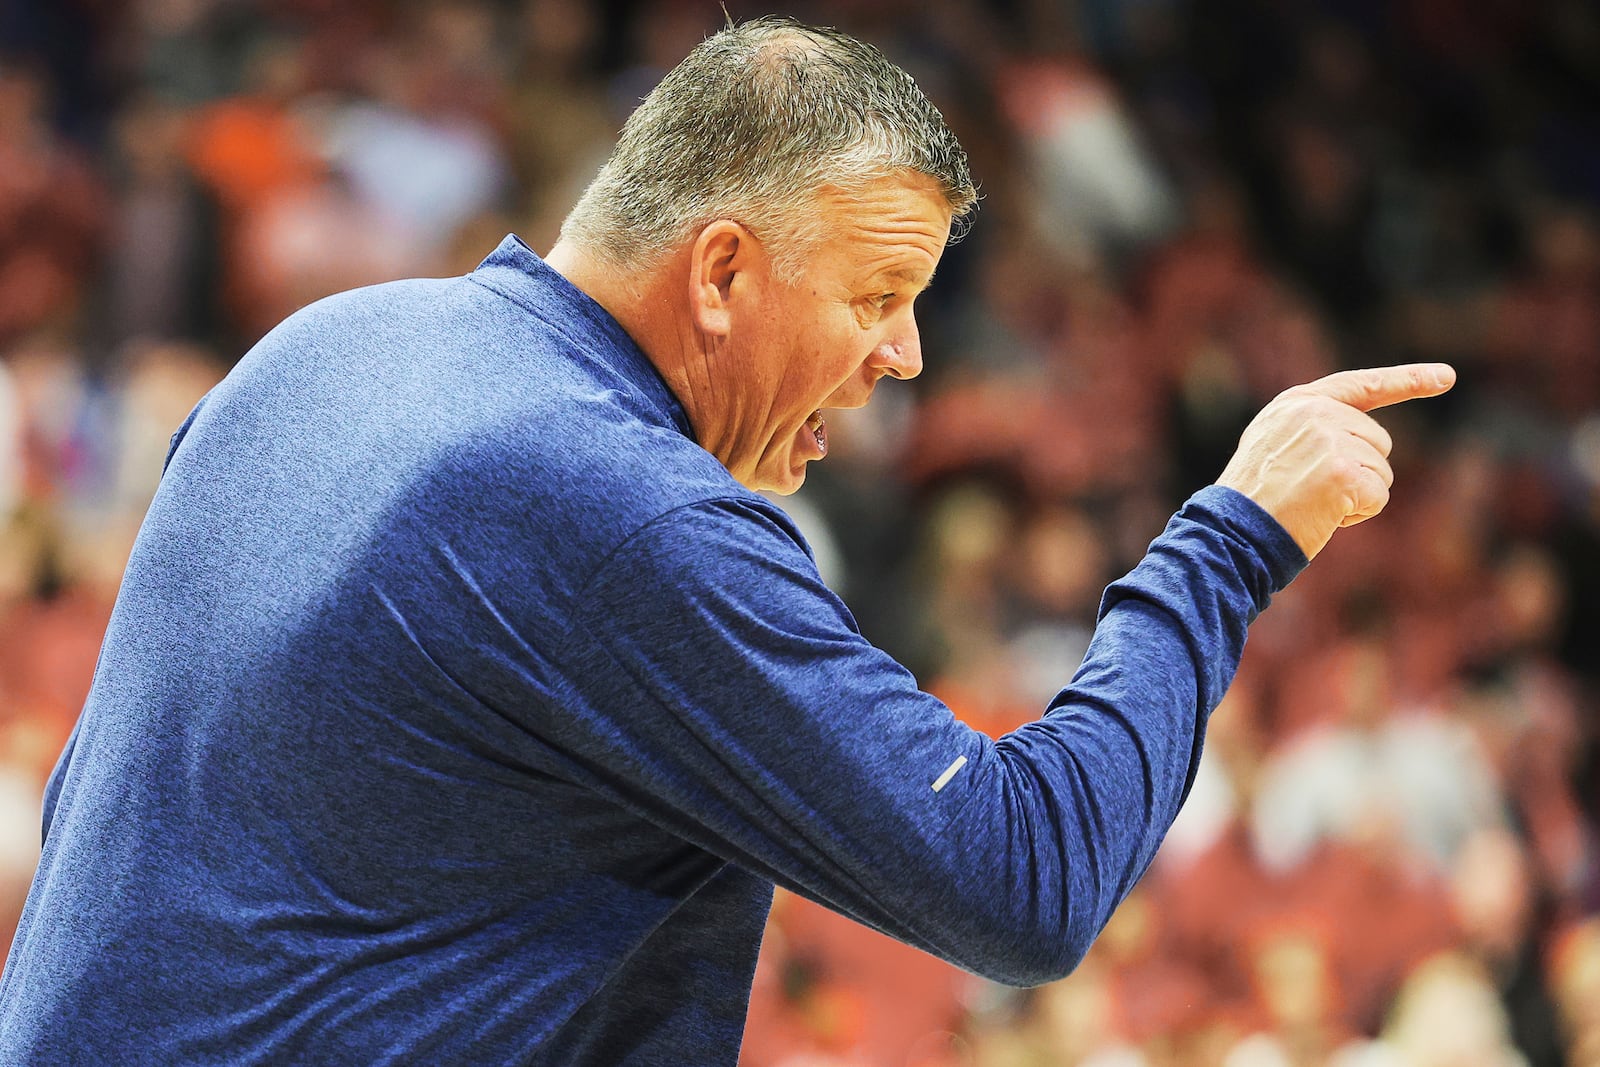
807 410 827 456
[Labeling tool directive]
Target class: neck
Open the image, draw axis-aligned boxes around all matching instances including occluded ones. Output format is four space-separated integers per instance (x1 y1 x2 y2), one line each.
544 239 647 335
544 237 712 439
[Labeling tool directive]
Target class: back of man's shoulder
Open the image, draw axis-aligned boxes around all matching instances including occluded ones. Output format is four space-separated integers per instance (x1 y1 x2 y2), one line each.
210 268 767 589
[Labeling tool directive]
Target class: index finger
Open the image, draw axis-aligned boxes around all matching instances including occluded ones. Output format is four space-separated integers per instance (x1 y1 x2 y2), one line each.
1292 363 1457 413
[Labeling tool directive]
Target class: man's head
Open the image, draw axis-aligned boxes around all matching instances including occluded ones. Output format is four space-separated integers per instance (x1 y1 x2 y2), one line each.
550 17 976 494
558 16 977 280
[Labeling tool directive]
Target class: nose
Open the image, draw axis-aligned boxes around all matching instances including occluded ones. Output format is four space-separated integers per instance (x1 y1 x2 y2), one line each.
869 319 923 381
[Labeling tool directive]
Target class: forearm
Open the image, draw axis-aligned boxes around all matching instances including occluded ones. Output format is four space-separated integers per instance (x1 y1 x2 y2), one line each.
916 488 1305 981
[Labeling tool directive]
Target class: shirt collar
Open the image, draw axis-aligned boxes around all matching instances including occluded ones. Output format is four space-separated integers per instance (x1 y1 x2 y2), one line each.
469 234 696 441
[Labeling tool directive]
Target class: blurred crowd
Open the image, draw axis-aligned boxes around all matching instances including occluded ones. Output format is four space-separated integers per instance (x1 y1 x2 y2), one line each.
1 0 1597 1064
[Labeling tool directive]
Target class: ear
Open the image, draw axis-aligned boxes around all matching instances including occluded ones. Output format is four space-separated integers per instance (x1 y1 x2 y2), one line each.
688 220 755 338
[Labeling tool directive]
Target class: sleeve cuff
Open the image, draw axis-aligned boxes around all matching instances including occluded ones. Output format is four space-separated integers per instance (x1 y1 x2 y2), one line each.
1185 485 1309 596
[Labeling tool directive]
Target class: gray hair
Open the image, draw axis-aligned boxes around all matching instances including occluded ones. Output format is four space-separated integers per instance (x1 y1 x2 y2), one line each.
557 16 978 282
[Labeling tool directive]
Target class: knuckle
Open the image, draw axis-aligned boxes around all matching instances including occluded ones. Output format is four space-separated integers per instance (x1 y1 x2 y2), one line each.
1327 453 1360 484
1279 393 1325 422
1365 485 1392 518
1276 386 1323 413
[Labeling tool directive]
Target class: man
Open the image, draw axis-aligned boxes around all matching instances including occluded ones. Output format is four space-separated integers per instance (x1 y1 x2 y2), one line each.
0 16 1452 1065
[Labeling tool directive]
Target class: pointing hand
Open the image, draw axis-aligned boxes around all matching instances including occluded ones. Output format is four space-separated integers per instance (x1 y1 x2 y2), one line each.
1216 363 1457 560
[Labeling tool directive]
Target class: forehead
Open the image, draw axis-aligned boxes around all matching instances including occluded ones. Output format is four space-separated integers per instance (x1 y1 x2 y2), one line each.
810 173 954 285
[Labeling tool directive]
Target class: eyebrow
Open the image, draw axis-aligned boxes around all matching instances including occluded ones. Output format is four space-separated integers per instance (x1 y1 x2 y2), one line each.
878 265 936 289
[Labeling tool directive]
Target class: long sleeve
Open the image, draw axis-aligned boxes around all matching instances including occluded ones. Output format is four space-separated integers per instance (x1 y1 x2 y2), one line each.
552 484 1305 986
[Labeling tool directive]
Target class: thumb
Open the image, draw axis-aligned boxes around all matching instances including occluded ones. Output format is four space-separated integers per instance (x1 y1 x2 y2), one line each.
1293 363 1457 413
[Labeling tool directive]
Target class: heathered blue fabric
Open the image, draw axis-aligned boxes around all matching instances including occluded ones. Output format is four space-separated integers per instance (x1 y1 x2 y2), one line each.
0 235 1306 1064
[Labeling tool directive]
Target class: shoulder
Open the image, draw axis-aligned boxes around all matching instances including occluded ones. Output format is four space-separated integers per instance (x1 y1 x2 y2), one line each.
432 417 800 579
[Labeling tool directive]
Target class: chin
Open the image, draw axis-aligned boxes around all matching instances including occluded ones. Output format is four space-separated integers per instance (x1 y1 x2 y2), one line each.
751 472 805 496
746 461 808 496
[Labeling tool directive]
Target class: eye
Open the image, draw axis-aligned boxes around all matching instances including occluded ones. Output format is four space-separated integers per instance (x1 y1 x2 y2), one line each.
853 293 897 328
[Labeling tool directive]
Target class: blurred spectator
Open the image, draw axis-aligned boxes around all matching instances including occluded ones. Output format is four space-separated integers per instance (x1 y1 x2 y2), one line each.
1549 918 1600 1065
181 30 328 338
0 63 105 346
67 340 223 571
505 0 616 250
317 5 510 254
1249 635 1503 879
0 357 18 516
1368 952 1532 1067
98 92 222 353
1485 205 1600 423
997 53 1181 266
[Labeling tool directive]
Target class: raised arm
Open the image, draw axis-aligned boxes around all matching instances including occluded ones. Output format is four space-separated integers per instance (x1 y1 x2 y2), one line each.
544 364 1454 985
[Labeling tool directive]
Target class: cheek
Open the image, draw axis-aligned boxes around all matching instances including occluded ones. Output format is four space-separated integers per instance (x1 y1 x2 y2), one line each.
780 317 860 397
816 340 873 396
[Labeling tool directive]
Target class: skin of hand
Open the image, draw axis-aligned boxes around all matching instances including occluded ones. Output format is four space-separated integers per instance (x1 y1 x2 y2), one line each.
1215 362 1457 561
